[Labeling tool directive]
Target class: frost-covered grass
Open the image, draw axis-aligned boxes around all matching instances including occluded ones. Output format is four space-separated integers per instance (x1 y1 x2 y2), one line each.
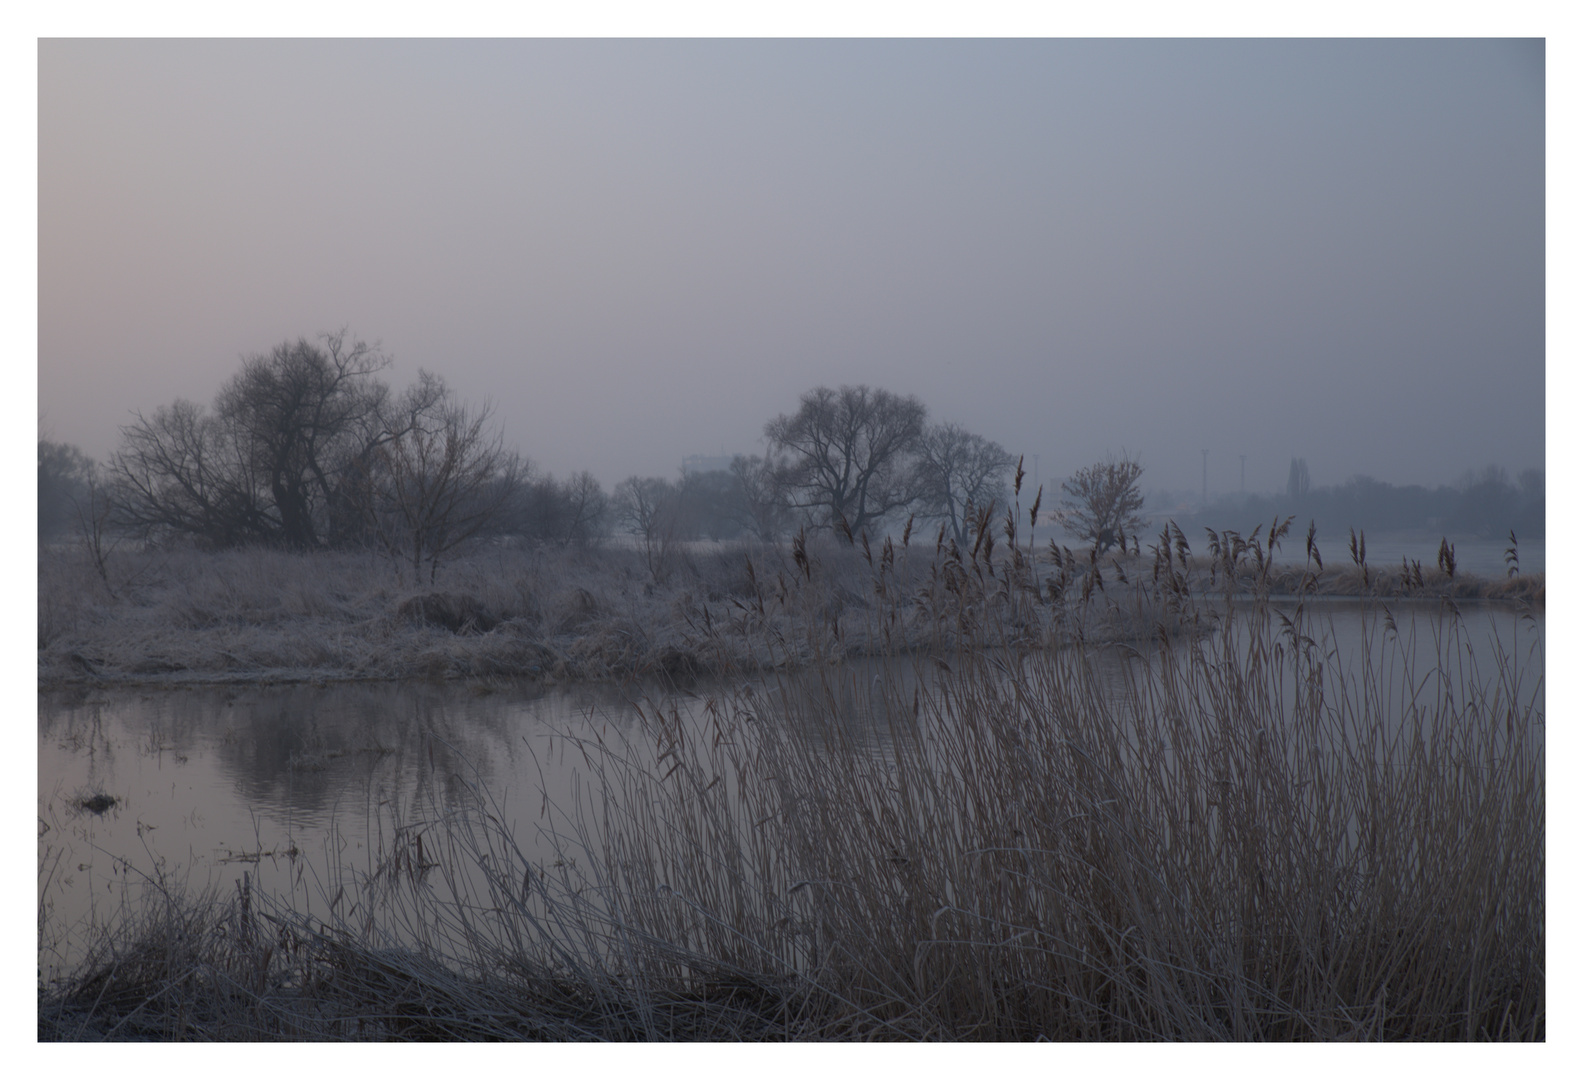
37 521 1542 688
43 542 708 684
37 537 941 685
39 558 1544 1040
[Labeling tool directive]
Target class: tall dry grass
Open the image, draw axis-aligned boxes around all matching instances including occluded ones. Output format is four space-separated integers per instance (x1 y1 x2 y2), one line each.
528 583 1542 1038
39 504 1543 1040
37 537 925 685
39 509 1540 688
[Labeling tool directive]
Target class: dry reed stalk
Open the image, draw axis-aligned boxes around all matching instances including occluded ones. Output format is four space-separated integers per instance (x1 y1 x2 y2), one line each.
40 514 1543 1040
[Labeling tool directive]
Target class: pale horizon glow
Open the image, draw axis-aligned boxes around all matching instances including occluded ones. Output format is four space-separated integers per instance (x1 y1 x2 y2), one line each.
39 38 1544 498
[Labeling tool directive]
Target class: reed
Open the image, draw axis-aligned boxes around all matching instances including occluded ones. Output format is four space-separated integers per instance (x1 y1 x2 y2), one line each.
39 521 1541 688
531 577 1542 1038
39 514 1544 1040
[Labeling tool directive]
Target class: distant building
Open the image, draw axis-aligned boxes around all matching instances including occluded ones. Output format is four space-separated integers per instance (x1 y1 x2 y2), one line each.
682 454 734 475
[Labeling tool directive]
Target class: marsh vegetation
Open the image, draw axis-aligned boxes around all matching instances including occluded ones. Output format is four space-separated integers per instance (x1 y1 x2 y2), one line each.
38 492 1543 1041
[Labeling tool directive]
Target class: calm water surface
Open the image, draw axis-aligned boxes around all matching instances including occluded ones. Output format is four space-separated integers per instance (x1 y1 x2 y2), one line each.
38 600 1542 981
38 679 679 979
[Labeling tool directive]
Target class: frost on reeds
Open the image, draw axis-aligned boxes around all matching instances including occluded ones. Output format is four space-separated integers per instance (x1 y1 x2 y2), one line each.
32 526 1122 685
39 507 1540 687
41 508 1544 1040
511 567 1542 1038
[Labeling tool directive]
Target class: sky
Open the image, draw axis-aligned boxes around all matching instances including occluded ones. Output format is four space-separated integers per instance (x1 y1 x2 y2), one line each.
37 37 1546 497
12 22 1578 1065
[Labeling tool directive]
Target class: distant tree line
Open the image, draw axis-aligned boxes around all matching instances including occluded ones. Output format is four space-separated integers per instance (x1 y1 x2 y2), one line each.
40 338 1032 578
33 331 1162 574
39 332 612 581
611 384 1019 568
1174 456 1544 542
38 438 95 541
47 330 1536 579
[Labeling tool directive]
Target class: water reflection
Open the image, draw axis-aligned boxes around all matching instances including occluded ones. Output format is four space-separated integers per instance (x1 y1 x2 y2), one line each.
38 599 1542 982
38 680 660 978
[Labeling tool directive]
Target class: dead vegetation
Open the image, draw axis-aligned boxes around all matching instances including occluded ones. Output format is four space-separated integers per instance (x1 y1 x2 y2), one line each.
36 511 1541 690
39 495 1544 1041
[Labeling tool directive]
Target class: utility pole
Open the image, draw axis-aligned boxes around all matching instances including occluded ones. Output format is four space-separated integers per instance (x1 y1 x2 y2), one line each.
1201 449 1209 506
1239 453 1246 496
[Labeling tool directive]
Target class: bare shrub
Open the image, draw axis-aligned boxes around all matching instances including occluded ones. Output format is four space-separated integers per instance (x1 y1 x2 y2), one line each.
361 374 522 583
1057 455 1147 555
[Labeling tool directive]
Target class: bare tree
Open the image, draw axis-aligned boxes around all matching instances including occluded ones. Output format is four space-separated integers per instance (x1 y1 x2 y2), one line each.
764 385 927 539
1056 456 1147 555
326 362 445 548
913 422 1016 548
612 475 681 578
553 471 610 546
35 437 155 598
215 330 391 549
514 473 597 546
109 398 268 546
612 476 673 538
107 329 397 549
729 454 790 542
361 373 521 582
38 438 96 542
74 469 127 598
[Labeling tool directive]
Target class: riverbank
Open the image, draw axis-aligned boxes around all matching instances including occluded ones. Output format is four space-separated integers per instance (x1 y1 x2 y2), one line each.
38 535 1543 689
39 587 1544 1041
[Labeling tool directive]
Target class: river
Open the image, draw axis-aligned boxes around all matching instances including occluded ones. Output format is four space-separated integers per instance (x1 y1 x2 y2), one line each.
38 598 1543 985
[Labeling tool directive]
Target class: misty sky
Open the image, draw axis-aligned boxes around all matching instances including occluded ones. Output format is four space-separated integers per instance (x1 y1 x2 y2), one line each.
38 38 1545 497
